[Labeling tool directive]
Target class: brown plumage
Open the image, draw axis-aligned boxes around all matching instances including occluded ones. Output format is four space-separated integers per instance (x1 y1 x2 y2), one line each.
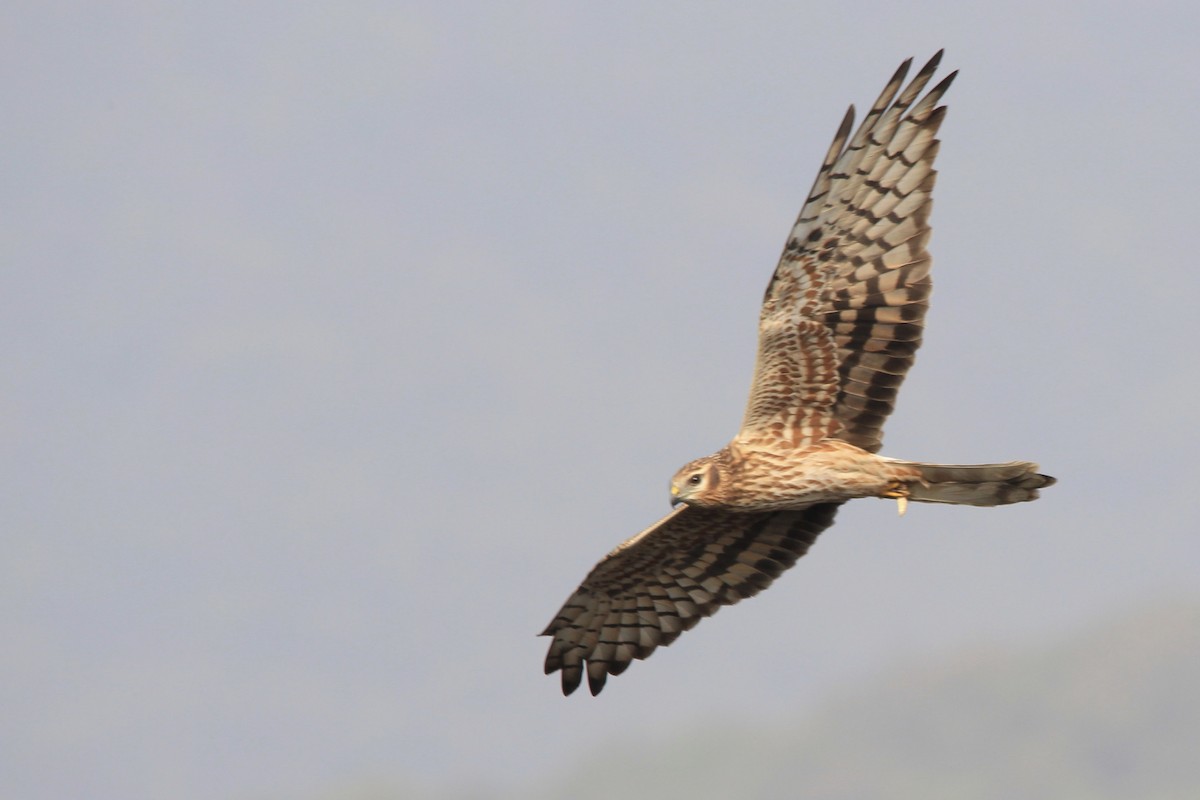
542 51 1055 696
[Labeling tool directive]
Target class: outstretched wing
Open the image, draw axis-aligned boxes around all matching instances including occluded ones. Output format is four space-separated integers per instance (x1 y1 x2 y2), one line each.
739 52 956 454
541 503 840 695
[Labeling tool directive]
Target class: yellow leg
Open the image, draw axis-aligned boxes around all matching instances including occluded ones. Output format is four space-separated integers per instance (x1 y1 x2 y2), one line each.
881 482 910 516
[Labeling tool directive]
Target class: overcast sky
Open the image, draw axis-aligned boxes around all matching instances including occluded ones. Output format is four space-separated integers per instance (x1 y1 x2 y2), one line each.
4 2 1199 799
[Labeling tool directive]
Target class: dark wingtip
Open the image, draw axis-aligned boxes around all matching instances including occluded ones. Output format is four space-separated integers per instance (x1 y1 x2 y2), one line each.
932 69 959 95
587 669 607 696
837 104 856 140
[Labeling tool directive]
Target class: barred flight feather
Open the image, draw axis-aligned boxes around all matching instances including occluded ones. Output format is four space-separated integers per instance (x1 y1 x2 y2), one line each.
542 504 839 695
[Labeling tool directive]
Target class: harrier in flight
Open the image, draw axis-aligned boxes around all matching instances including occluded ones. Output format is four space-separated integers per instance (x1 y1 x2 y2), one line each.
542 52 1055 696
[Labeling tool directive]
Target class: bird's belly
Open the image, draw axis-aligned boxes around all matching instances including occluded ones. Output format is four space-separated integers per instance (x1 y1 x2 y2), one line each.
723 445 900 510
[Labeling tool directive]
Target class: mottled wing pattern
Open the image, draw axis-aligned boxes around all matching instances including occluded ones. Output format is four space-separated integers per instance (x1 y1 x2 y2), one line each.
542 503 840 695
740 52 956 454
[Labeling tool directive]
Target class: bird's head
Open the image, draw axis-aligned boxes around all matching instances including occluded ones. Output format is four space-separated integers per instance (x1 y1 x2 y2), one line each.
669 455 727 508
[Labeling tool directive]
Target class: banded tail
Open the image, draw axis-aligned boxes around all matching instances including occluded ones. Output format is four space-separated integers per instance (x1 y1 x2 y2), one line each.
894 460 1055 507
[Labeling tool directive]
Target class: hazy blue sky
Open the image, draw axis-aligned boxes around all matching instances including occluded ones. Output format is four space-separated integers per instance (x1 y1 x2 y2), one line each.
4 2 1199 798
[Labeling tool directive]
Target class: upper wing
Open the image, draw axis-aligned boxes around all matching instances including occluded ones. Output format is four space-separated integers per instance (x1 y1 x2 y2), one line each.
541 503 840 695
739 52 956 454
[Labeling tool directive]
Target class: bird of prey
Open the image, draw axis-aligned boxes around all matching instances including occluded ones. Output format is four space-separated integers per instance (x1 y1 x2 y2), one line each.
541 51 1055 696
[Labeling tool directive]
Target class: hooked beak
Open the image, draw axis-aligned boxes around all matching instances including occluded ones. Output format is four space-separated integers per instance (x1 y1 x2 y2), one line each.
670 484 681 507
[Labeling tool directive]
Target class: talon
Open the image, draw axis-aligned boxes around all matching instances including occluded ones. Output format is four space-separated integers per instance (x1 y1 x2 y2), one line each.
896 495 907 516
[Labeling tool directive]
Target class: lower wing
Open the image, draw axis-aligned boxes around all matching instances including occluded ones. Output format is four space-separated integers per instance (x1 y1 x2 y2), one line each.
541 502 841 695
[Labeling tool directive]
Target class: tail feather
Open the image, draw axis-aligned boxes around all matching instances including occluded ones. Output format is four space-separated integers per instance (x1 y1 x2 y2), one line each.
898 460 1055 507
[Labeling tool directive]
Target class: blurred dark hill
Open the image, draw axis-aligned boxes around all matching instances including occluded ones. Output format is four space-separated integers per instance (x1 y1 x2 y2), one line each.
314 601 1200 800
539 601 1200 800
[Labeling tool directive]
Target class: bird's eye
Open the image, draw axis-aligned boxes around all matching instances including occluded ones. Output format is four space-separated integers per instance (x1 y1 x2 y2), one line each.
688 474 702 485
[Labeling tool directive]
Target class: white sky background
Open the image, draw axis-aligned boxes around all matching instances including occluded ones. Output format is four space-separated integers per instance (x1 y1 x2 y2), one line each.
4 2 1199 798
